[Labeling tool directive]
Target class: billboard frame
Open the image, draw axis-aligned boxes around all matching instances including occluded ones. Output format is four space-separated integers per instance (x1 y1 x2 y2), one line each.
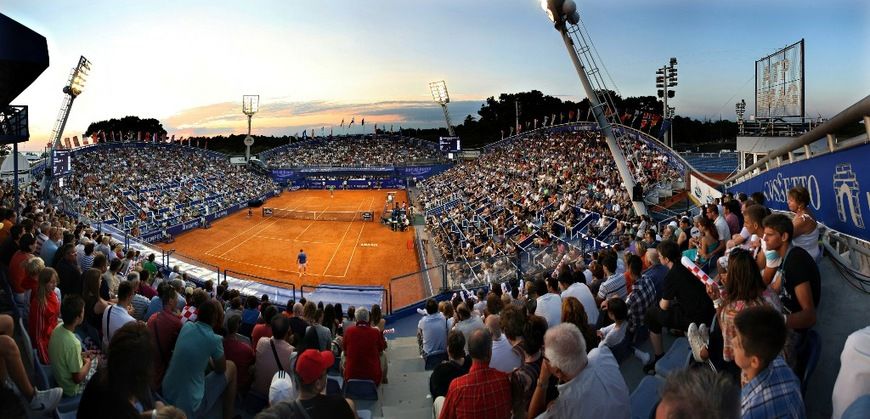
755 39 805 121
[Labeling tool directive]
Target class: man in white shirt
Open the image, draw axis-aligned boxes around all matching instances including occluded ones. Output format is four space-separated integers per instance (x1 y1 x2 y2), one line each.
485 315 521 373
558 274 598 327
534 277 562 329
706 204 730 255
527 323 630 419
101 281 137 349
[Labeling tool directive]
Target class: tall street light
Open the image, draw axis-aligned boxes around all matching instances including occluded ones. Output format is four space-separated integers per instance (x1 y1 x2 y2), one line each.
656 57 678 147
539 0 647 216
242 95 259 161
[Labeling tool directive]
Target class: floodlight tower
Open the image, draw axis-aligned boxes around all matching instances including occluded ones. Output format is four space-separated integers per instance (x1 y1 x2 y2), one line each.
242 95 259 161
429 80 456 136
46 56 91 201
49 56 91 149
656 57 678 147
735 99 746 135
539 0 647 216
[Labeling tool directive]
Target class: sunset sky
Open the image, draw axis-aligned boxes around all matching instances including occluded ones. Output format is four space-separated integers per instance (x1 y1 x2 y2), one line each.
5 0 868 150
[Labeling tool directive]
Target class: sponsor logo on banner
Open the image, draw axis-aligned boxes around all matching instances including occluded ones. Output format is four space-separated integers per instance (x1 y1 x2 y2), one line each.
730 142 870 240
689 174 722 204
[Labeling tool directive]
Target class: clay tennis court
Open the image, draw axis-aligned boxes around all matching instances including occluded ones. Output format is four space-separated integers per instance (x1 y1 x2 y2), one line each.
157 190 422 308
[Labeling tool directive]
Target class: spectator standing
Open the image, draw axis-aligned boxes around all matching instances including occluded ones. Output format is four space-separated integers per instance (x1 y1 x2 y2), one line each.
509 315 552 419
429 330 471 399
787 186 821 261
418 298 449 369
147 285 181 390
100 281 137 349
452 303 485 352
223 314 256 394
342 307 386 386
534 277 563 328
437 329 511 419
253 316 295 396
162 299 238 419
486 314 522 373
29 267 60 364
557 272 598 326
39 227 61 266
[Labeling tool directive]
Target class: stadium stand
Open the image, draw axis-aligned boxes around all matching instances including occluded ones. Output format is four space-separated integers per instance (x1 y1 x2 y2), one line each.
263 135 445 168
680 152 739 174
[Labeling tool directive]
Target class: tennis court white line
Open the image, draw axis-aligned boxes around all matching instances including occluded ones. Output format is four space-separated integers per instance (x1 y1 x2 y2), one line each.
216 217 281 257
320 198 366 275
255 235 337 245
203 196 310 255
207 253 325 277
341 196 373 277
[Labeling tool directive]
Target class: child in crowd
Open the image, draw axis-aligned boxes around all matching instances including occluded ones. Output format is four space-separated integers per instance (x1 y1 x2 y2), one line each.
732 305 805 418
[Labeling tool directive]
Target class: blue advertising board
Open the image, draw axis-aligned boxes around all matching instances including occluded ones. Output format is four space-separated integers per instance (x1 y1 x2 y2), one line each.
729 142 870 240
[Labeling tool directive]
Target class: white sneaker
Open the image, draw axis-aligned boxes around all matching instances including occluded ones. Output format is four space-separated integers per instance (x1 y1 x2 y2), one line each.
699 324 710 348
687 323 705 362
29 387 62 414
634 348 651 365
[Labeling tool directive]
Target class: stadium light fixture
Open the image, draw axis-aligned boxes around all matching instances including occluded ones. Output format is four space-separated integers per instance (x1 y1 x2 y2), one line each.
539 0 647 216
429 80 456 136
64 56 91 98
242 95 259 161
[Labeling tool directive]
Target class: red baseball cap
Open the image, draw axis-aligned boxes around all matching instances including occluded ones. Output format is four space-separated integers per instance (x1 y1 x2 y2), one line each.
295 349 335 385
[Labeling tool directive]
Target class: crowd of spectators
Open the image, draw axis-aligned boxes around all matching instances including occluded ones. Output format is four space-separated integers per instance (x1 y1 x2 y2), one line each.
265 136 444 168
410 187 844 419
54 143 277 235
417 130 681 275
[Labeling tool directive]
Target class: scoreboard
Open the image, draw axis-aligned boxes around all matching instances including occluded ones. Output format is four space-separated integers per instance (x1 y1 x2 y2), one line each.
439 136 461 152
52 149 72 177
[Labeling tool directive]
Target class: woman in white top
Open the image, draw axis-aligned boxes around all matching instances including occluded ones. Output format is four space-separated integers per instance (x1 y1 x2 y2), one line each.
788 186 821 261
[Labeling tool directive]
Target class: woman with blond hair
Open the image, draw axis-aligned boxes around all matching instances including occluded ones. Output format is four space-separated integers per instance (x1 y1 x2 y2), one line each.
29 267 60 363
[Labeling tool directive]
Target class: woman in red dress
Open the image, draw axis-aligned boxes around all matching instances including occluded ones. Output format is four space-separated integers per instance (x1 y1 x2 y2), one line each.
29 267 60 364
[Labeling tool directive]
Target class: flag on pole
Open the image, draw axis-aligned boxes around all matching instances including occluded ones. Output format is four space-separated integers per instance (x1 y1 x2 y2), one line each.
349 117 355 126
640 112 650 129
509 126 514 136
568 110 575 121
501 129 504 139
361 118 365 126
340 118 345 128
576 108 581 122
82 136 89 145
550 113 556 126
110 131 115 142
534 118 538 129
631 110 641 127
100 131 106 143
560 113 564 123
72 136 80 147
658 119 672 140
542 116 549 126
171 134 175 143
620 111 632 123
137 131 142 142
64 138 71 148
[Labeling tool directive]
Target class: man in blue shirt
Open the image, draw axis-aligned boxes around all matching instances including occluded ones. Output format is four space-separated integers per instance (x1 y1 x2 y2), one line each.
162 299 238 419
297 249 307 278
417 298 448 370
733 306 806 419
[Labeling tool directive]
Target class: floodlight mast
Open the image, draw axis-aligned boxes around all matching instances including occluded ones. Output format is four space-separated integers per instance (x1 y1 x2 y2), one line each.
242 95 259 161
540 0 647 216
45 55 91 201
429 81 456 136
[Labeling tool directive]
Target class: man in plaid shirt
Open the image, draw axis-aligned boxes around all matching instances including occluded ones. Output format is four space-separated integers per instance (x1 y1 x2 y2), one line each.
626 256 657 336
438 329 511 419
734 306 806 418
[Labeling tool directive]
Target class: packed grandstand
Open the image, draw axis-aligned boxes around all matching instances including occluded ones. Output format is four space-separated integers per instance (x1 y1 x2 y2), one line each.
0 115 861 419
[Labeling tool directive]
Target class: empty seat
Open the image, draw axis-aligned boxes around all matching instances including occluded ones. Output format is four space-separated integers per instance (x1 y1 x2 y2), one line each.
655 337 691 377
344 379 378 412
630 375 664 419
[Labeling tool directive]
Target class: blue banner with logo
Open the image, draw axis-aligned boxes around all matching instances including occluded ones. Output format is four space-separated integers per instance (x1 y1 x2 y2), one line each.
729 142 870 240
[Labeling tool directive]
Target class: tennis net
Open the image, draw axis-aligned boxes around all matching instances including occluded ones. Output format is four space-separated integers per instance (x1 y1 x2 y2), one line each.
262 207 374 222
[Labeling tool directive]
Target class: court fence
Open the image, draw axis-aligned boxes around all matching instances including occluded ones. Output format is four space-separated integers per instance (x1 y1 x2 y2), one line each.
223 270 297 302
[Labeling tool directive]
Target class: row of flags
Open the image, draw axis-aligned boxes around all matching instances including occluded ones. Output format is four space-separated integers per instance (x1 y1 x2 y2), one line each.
500 108 669 139
56 131 185 149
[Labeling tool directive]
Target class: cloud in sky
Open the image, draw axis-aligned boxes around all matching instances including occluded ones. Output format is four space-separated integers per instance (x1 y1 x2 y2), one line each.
162 99 484 137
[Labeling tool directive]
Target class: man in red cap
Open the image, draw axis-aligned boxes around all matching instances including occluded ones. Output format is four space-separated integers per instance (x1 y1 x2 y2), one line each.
258 349 356 418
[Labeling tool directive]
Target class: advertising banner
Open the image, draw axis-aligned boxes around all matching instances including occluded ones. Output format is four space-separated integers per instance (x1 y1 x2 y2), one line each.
729 142 870 240
756 40 804 119
689 173 723 205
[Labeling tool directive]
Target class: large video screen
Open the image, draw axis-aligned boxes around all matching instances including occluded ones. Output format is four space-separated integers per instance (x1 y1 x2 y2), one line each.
52 149 72 177
755 39 804 119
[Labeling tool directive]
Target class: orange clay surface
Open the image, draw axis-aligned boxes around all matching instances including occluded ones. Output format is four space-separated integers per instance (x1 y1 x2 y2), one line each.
157 189 422 308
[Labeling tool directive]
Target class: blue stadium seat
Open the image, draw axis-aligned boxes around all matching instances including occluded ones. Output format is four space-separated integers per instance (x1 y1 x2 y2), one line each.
327 375 343 396
654 337 691 377
357 409 372 419
344 379 378 412
630 375 664 419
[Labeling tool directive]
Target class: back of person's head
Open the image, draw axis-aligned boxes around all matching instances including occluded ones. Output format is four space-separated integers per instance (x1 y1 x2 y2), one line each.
190 289 209 308
60 295 84 325
197 299 222 329
246 295 260 309
425 298 438 315
226 314 242 334
160 284 177 307
606 297 627 321
456 303 471 321
627 254 642 278
117 281 134 302
750 191 766 206
302 301 317 320
467 328 492 361
657 240 679 264
485 314 502 339
724 249 764 302
83 241 95 255
499 304 526 341
25 256 45 278
486 293 503 316
707 204 720 215
561 296 589 328
743 204 767 227
602 253 617 274
355 307 370 323
447 330 466 359
370 304 382 325
107 322 155 406
734 305 787 370
230 296 242 310
82 268 102 305
127 271 140 283
544 323 586 377
534 278 548 296
763 213 794 242
522 315 548 355
657 367 739 419
18 233 35 252
272 315 291 340
293 302 304 317
260 305 278 325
